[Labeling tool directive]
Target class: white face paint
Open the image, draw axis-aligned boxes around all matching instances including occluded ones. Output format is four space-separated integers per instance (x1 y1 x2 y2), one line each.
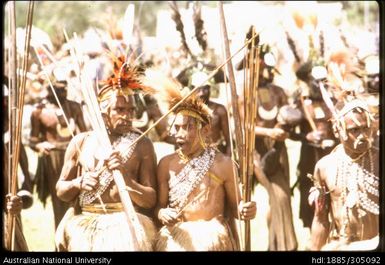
343 110 373 153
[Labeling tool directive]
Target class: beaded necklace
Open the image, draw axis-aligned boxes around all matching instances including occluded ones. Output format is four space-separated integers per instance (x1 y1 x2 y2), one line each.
168 147 216 211
335 147 379 239
79 131 139 206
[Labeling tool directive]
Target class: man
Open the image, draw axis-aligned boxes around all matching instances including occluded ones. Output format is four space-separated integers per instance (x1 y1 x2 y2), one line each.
154 83 256 251
309 99 379 250
55 58 157 251
29 79 87 229
176 64 230 155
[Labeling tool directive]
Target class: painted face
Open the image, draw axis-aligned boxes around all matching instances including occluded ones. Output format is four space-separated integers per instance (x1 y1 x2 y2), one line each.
107 95 136 135
173 114 201 155
342 110 373 154
196 85 210 103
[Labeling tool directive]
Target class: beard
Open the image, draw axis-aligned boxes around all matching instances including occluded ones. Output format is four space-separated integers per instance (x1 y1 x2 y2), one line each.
111 119 132 134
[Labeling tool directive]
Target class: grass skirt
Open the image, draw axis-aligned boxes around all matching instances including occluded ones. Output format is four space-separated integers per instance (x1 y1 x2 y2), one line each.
55 207 156 251
154 218 236 251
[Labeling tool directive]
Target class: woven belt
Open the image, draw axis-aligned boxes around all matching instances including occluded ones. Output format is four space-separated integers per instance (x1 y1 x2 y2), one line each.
82 202 124 214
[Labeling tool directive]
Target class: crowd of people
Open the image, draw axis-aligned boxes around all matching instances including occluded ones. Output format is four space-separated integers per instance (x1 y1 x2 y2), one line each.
3 2 380 252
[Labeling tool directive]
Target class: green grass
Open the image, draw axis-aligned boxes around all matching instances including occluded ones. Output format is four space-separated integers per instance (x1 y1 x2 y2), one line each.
21 192 55 251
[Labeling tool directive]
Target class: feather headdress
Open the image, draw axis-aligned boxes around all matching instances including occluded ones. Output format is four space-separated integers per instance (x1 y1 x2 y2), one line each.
144 69 212 125
98 54 155 103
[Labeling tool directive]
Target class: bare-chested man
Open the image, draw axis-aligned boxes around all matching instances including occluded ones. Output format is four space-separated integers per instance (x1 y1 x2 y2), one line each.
55 60 157 251
29 80 87 229
309 99 379 250
154 84 256 251
176 65 230 155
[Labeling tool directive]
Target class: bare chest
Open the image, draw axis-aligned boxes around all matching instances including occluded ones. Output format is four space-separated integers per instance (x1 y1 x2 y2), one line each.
78 134 141 181
327 151 379 238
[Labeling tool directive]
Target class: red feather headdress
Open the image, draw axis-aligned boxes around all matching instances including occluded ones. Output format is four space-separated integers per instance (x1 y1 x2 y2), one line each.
98 55 155 102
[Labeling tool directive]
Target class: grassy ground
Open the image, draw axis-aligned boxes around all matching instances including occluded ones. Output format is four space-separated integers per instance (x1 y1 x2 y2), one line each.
20 139 310 251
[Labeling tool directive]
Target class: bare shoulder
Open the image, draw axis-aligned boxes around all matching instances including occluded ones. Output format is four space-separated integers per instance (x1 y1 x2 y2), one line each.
68 131 90 149
212 152 235 181
158 153 176 167
316 152 334 170
157 153 177 181
136 134 155 150
210 101 227 114
314 147 339 184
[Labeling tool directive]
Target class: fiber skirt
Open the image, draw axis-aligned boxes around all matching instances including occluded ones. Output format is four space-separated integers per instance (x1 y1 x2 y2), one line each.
55 207 156 251
154 218 236 251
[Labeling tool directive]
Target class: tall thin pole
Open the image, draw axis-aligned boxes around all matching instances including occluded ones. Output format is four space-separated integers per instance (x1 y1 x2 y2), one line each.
217 2 243 170
6 0 18 251
7 1 35 251
218 1 249 250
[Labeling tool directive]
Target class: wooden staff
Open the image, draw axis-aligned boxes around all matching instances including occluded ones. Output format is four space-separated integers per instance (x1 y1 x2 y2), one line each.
217 1 243 170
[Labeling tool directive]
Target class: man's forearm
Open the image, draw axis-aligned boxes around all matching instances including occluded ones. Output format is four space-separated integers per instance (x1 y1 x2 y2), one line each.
28 138 40 152
310 217 330 250
56 177 82 202
254 127 271 138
